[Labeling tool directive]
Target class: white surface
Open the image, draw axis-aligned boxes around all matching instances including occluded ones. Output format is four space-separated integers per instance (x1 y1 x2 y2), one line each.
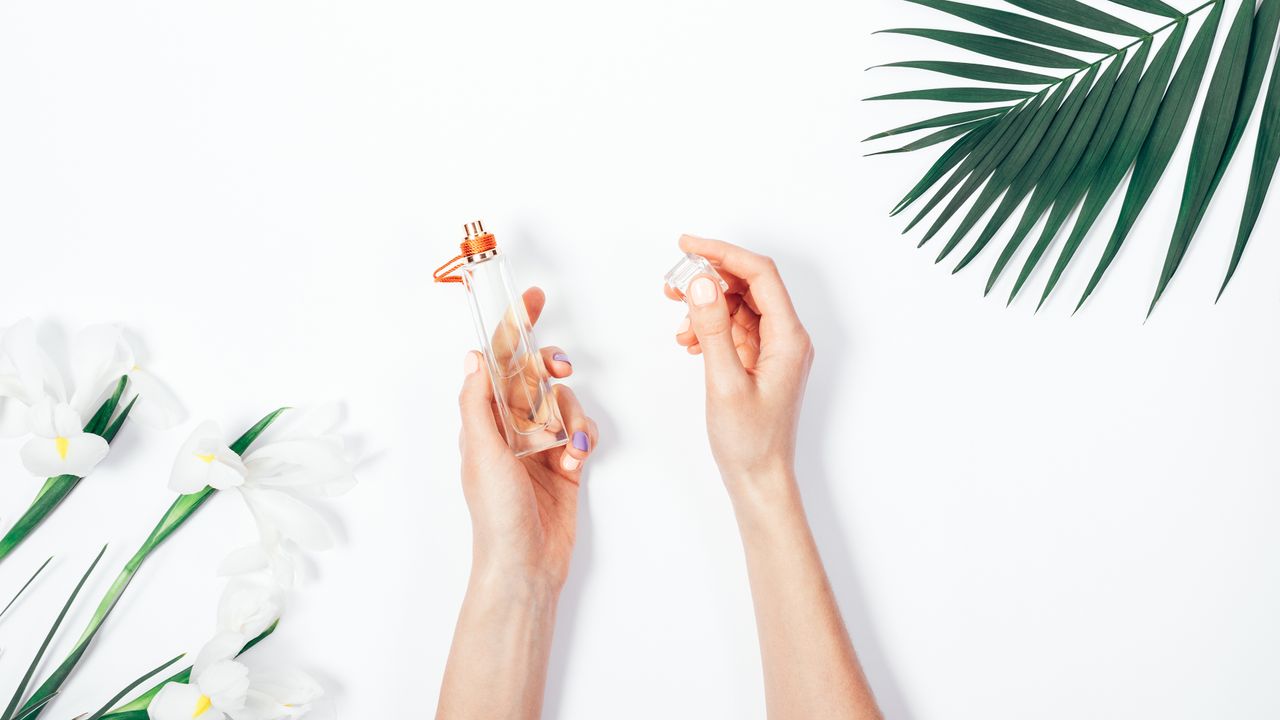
2 0 1279 718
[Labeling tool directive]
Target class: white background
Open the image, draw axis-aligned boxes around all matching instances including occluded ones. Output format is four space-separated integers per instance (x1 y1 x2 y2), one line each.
2 0 1279 718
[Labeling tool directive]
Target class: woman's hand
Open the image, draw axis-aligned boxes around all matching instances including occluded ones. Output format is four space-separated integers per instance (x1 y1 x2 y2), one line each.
666 234 814 502
665 235 880 719
457 286 598 593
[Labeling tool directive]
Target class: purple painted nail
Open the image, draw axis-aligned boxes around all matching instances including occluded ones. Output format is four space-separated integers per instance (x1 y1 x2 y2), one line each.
553 352 571 365
572 431 589 452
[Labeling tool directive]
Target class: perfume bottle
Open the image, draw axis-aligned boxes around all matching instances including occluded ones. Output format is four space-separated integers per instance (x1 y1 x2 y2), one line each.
435 221 568 457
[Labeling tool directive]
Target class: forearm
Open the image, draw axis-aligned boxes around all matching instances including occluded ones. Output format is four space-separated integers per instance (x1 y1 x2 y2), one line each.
436 566 560 720
730 471 881 720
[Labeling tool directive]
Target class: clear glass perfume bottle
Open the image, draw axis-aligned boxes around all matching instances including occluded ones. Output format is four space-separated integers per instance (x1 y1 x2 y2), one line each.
440 221 567 457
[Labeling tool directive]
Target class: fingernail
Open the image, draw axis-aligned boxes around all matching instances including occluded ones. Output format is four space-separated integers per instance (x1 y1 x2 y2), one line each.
552 352 571 365
561 452 582 472
677 316 690 334
689 277 716 306
463 352 480 375
572 430 590 452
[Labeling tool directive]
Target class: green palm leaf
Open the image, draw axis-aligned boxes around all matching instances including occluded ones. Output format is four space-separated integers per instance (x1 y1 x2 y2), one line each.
962 42 1148 279
1108 0 1184 18
904 0 1117 52
1005 0 1148 35
1218 0 1280 298
868 0 1277 314
1075 1 1223 310
864 106 1010 140
867 119 996 155
891 118 1002 214
937 59 1110 263
876 28 1088 67
866 86 1037 102
871 60 1062 85
1150 0 1256 314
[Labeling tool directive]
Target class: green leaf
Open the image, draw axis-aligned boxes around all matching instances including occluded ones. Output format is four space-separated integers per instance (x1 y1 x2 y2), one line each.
101 396 137 444
866 87 1037 102
0 476 82 565
82 654 185 720
16 408 289 720
891 120 1000 214
962 43 1146 278
867 119 994 155
9 694 57 720
1076 4 1223 311
902 98 1040 226
3 546 106 720
0 556 51 622
1049 21 1187 308
993 44 1146 298
864 106 1009 140
918 87 1068 247
1150 0 1256 315
1018 20 1189 305
870 60 1060 84
83 376 127 437
1221 15 1280 298
903 0 1116 52
877 28 1088 68
937 61 1108 263
1004 0 1148 36
1107 0 1183 18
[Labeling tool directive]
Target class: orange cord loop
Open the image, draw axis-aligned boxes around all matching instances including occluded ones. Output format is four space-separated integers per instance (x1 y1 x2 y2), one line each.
434 223 498 284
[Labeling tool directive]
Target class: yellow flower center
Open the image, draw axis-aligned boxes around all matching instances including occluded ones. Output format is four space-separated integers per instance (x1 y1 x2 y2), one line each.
195 452 216 464
193 694 213 717
55 437 69 460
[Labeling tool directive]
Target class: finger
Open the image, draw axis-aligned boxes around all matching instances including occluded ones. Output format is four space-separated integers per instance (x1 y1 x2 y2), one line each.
458 351 503 452
523 287 546 327
685 274 747 388
687 343 702 355
541 346 573 378
678 235 801 333
664 283 683 302
553 385 596 475
675 315 697 347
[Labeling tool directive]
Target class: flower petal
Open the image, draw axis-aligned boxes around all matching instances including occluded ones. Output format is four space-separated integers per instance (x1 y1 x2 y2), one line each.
149 682 223 720
241 488 334 551
244 669 323 719
218 578 283 638
26 397 58 438
207 456 248 491
52 403 84 438
19 432 108 477
68 324 132 417
194 632 249 679
1 319 65 403
198 658 251 713
171 421 240 494
127 369 186 429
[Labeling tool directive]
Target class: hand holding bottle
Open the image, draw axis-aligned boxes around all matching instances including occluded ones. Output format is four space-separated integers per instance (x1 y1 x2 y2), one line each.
666 234 814 502
457 286 597 592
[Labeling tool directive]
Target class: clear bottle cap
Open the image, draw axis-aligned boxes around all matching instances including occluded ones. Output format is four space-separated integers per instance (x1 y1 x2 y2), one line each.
664 253 729 299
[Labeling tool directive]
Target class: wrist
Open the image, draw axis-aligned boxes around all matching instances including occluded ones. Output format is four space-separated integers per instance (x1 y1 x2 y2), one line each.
470 553 565 602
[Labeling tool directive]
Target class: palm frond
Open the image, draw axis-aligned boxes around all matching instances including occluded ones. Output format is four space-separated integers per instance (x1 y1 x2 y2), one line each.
867 0 1280 314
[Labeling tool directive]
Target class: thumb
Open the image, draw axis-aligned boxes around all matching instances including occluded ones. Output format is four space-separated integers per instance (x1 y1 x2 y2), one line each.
458 351 504 453
685 275 746 387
